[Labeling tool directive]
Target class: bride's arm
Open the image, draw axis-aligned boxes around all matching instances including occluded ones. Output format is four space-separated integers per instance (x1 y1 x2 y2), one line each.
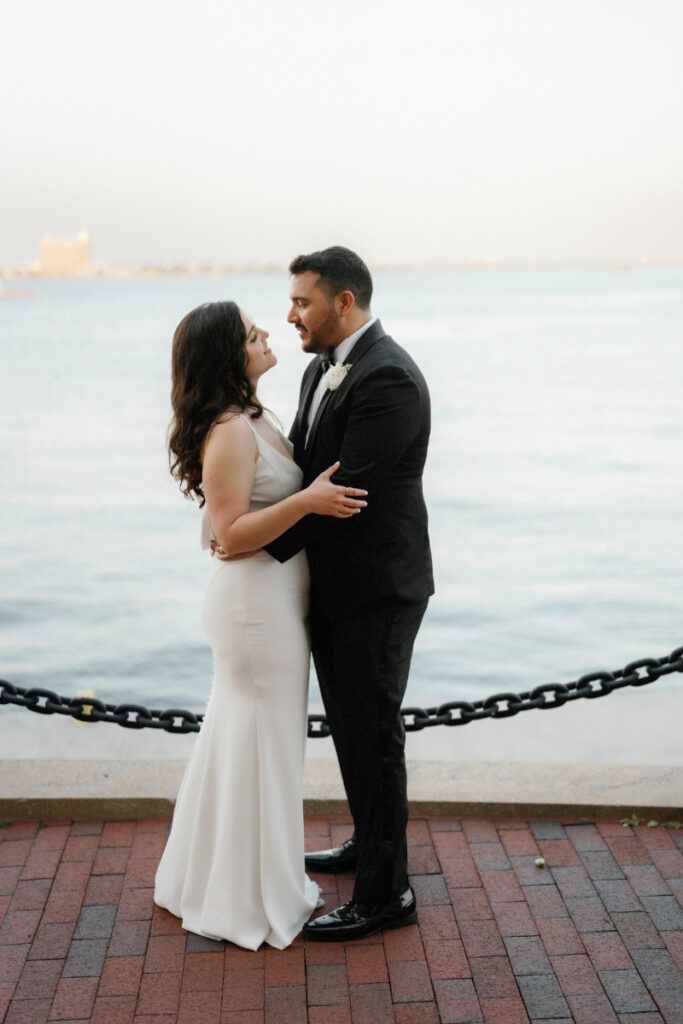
203 416 367 558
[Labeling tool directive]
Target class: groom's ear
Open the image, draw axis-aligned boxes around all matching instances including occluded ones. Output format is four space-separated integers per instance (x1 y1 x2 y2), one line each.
335 290 356 318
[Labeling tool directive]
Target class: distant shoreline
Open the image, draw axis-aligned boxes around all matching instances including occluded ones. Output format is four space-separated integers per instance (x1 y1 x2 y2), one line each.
2 258 682 281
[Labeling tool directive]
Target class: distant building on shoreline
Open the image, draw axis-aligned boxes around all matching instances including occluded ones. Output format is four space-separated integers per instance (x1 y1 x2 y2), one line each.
38 230 90 276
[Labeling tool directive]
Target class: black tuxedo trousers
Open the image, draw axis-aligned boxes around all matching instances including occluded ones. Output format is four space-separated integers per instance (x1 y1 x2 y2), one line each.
310 595 428 904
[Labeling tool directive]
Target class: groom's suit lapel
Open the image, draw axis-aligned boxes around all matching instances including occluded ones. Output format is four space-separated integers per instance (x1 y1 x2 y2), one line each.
301 319 386 468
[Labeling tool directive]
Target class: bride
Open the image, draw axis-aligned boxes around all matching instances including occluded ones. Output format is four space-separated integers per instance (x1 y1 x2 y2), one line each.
154 300 367 949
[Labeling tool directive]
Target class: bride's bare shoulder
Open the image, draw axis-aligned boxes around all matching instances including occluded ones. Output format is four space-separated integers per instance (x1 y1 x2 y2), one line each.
202 411 256 462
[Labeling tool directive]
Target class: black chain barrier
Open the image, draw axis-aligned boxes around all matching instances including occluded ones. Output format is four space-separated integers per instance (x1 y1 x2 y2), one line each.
1 645 681 739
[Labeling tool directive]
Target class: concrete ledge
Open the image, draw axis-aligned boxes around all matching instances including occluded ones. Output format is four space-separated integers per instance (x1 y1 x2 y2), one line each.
1 758 681 821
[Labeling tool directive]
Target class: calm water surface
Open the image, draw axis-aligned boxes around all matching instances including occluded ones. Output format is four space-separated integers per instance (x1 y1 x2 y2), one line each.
1 268 681 711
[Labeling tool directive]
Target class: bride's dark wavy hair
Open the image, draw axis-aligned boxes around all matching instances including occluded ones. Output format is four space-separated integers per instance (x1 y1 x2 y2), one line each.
168 300 263 505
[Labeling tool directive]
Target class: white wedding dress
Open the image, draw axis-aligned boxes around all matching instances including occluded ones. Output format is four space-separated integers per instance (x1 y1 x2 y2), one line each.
154 414 319 949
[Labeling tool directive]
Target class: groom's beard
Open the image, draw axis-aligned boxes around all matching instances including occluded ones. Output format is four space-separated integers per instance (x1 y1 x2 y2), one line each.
299 309 340 354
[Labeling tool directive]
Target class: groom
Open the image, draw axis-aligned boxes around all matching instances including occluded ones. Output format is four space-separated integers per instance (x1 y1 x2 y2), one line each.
266 246 433 940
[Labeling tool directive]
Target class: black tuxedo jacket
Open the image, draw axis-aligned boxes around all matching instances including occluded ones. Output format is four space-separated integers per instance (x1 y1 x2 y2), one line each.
266 320 434 608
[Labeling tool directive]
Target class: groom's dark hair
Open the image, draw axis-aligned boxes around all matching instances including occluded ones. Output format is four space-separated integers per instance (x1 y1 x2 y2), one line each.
289 246 373 310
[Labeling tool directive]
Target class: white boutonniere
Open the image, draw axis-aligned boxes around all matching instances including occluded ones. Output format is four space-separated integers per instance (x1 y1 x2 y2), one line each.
324 363 352 391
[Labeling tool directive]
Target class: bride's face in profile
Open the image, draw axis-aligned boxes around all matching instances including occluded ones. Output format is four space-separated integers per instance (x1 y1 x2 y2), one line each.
241 309 276 385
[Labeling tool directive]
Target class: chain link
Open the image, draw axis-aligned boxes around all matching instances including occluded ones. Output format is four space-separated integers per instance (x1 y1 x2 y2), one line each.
1 645 681 737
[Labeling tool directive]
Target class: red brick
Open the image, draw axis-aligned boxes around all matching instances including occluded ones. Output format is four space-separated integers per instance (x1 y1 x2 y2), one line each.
27 921 75 960
551 954 603 996
4 822 39 841
108 918 151 957
303 942 345 965
0 909 42 945
382 923 424 961
469 956 517 999
537 917 584 954
33 825 69 852
61 835 99 863
5 997 52 1024
135 970 182 1014
181 951 225 992
135 817 170 834
423 939 470 980
582 931 633 970
411 874 449 905
133 1017 178 1024
9 879 52 913
471 845 509 872
100 822 136 847
69 820 103 836
522 885 566 920
649 848 683 878
408 846 441 874
406 820 432 845
622 865 671 897
177 988 222 1024
0 840 33 867
142 933 186 973
428 817 462 832
0 866 22 895
345 944 387 984
14 958 63 1000
0 943 30 983
264 984 307 1021
431 832 469 860
633 825 676 850
491 902 537 937
97 955 144 996
84 873 124 905
462 820 498 843
442 857 481 889
263 947 304 987
150 903 186 935
537 839 582 866
51 860 90 893
20 850 61 881
92 847 130 875
306 963 350 1005
117 887 155 921
459 920 506 958
348 982 394 1024
499 831 539 858
222 968 264 1010
596 820 629 837
304 815 331 836
480 871 523 903
309 1007 351 1024
417 904 460 940
478 996 530 1023
123 859 157 889
42 891 83 924
91 994 136 1024
433 978 483 1023
566 991 619 1023
662 930 683 969
389 959 433 1002
0 982 14 1020
225 948 265 970
48 976 99 1020
449 888 492 921
604 837 653 866
393 1004 440 1023
130 833 166 860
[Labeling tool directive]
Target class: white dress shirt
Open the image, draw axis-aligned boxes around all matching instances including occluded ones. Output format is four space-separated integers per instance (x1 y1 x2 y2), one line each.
305 317 377 445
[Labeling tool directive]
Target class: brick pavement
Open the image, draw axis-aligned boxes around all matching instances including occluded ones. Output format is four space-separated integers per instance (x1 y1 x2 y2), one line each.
0 814 681 1023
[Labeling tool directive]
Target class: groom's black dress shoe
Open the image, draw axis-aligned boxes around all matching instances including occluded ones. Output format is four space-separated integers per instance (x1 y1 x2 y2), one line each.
303 886 417 942
304 837 358 874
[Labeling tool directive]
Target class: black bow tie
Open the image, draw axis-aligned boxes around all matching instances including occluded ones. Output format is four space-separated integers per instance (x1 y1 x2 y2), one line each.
320 349 336 373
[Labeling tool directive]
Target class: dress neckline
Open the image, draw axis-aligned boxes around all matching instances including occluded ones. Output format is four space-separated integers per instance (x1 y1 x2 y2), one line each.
242 414 295 465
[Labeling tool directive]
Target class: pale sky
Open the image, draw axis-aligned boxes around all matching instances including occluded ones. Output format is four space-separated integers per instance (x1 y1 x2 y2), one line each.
2 0 682 267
